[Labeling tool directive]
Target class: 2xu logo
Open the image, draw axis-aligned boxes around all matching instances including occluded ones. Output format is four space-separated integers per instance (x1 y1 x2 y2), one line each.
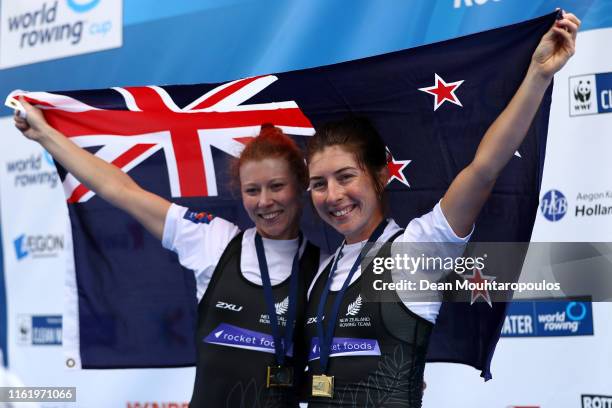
215 301 243 312
14 234 64 260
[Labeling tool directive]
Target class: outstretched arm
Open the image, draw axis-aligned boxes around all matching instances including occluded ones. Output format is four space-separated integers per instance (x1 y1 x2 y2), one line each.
13 98 171 241
441 11 580 237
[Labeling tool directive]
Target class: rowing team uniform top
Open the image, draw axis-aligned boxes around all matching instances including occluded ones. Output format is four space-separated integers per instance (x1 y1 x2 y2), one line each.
304 202 472 407
162 202 470 407
162 203 324 408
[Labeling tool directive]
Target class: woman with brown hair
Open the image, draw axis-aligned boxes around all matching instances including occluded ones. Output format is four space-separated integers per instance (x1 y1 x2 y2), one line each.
302 11 580 407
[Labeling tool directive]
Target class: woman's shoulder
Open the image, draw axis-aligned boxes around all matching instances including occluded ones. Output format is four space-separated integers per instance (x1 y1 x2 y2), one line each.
392 202 472 243
162 203 241 253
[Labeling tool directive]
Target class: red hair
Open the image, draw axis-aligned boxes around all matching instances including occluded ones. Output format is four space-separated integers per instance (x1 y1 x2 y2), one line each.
232 124 307 190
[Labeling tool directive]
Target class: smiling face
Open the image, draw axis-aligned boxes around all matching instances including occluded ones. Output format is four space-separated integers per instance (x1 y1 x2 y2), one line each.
240 157 302 240
308 145 387 244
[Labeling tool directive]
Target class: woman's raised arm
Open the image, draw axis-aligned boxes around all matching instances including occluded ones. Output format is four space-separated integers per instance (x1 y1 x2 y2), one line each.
13 97 171 241
441 11 581 237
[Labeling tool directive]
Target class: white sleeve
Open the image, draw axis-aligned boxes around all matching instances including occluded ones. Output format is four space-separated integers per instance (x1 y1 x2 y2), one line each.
162 203 240 299
394 201 474 323
402 201 473 243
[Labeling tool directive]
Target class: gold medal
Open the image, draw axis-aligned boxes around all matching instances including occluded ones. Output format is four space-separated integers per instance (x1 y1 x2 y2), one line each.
266 366 294 388
311 374 334 398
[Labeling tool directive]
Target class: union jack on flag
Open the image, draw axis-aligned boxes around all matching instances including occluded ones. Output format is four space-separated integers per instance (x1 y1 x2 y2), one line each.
9 75 314 201
6 12 557 381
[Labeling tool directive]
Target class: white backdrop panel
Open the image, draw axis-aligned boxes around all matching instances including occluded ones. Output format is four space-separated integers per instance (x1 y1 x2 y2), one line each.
0 117 194 407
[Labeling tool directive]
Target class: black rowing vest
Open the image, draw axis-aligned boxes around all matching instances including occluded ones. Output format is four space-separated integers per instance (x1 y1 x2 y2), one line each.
304 232 433 408
190 232 320 408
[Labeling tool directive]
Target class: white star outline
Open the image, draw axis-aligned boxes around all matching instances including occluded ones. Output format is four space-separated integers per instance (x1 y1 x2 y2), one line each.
463 268 496 307
418 73 465 111
417 75 521 157
386 147 411 187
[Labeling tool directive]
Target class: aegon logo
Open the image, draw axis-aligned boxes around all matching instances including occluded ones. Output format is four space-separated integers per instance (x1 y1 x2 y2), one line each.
215 301 243 312
454 0 501 8
13 234 64 260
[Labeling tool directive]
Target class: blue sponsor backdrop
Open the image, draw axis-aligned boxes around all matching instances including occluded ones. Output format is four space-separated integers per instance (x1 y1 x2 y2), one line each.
595 72 612 114
501 300 594 337
30 315 62 346
0 0 610 115
1 0 611 368
0 231 5 366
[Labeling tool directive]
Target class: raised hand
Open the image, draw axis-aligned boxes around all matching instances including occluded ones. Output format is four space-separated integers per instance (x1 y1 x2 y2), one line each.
12 97 170 241
440 10 580 237
531 10 581 80
12 97 51 143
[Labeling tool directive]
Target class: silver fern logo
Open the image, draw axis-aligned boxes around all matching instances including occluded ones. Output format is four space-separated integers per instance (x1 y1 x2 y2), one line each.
346 294 362 316
275 296 289 315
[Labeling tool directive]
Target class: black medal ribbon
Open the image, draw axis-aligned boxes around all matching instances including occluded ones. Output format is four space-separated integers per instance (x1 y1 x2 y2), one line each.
254 232 302 384
315 220 389 373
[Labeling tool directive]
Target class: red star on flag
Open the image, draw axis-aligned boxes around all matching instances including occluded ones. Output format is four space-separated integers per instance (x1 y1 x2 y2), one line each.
386 148 411 187
463 268 495 307
418 73 464 111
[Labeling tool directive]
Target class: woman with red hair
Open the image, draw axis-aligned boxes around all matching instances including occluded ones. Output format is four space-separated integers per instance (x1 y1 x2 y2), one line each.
13 105 323 407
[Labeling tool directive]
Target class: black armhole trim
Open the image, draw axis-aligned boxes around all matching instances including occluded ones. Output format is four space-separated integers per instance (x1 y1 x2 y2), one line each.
300 241 321 289
382 231 434 327
378 230 434 345
197 231 244 313
385 300 435 328
309 258 333 300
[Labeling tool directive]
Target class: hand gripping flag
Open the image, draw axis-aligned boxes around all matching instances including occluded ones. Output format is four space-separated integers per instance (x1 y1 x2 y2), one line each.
6 13 557 378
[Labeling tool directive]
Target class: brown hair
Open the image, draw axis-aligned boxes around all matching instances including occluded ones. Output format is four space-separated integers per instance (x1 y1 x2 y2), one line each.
306 116 389 206
232 124 308 191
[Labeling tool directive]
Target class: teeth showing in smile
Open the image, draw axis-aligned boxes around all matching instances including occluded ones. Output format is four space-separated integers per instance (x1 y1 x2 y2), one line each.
260 211 282 220
332 205 354 217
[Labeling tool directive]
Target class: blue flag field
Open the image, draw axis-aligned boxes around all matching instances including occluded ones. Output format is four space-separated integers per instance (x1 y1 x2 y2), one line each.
8 12 556 379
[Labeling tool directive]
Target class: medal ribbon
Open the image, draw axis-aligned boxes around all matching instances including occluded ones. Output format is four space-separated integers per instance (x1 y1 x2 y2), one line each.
315 220 388 373
255 232 302 367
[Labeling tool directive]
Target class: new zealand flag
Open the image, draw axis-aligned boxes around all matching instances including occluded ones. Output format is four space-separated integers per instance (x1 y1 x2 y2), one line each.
7 12 556 379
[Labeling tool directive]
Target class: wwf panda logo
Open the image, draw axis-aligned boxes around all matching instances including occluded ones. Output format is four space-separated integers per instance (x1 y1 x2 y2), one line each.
573 80 591 103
